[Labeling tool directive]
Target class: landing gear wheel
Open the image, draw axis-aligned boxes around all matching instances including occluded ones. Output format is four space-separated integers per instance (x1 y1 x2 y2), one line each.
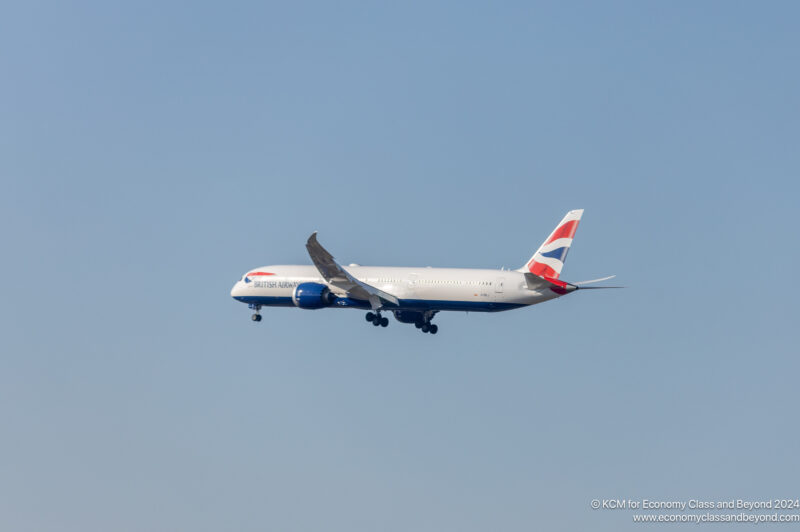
251 313 262 322
365 312 375 322
429 324 438 334
421 324 430 333
380 317 389 327
372 318 381 326
414 319 424 329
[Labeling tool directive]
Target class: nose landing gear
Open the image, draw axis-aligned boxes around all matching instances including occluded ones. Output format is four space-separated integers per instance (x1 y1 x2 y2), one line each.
249 304 262 322
365 311 389 327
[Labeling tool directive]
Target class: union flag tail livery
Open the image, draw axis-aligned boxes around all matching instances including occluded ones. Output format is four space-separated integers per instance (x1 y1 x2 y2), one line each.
518 209 583 279
231 209 620 334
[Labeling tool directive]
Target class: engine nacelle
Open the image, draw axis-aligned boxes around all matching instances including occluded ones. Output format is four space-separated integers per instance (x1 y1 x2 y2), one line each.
292 282 334 309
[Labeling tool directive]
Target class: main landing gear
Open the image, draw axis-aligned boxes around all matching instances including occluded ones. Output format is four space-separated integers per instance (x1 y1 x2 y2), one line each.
391 310 439 334
415 319 438 334
365 311 389 328
249 304 262 322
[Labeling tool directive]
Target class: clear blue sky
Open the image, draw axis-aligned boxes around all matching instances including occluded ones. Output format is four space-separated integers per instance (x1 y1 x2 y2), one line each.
2 1 798 530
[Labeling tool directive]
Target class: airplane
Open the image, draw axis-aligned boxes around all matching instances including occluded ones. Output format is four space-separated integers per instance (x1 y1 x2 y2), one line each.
230 209 620 334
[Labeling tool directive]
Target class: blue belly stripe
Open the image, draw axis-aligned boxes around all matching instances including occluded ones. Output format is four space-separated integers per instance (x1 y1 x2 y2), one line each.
233 296 295 307
234 295 525 312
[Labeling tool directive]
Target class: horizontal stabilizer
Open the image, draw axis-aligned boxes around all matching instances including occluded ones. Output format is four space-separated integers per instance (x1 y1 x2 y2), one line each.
524 273 576 294
525 272 623 294
573 275 616 286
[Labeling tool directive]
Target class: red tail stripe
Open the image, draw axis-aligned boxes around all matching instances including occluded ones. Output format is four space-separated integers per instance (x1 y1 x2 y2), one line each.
530 262 558 278
247 272 275 276
543 276 568 288
545 220 579 245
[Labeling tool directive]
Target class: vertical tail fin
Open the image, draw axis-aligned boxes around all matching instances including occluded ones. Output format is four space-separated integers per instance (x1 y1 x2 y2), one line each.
517 209 584 279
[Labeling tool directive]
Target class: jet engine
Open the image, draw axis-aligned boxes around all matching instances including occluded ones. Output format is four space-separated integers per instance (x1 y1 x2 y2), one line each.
292 282 335 309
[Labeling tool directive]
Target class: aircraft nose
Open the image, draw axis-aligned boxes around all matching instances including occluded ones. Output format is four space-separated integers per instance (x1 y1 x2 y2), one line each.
231 281 244 299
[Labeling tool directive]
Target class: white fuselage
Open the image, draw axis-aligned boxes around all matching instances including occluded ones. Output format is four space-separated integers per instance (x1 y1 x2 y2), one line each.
230 264 561 313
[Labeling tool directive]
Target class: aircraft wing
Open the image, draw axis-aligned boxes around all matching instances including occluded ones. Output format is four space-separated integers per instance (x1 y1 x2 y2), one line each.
306 232 399 309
